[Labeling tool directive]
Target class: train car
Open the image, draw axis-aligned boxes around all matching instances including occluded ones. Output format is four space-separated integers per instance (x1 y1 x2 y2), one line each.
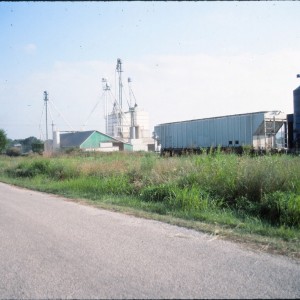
154 80 300 155
154 111 287 155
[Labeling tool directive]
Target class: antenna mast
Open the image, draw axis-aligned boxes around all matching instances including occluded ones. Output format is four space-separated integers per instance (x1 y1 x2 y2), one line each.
116 58 123 110
116 58 123 138
102 78 110 134
44 91 49 140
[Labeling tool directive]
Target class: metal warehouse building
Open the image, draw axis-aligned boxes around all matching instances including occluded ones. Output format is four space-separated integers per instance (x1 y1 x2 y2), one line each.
154 111 287 153
52 130 133 152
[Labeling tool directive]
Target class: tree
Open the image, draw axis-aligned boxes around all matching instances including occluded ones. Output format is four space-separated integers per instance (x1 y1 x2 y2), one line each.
22 136 39 153
9 136 44 154
32 141 44 154
0 129 8 153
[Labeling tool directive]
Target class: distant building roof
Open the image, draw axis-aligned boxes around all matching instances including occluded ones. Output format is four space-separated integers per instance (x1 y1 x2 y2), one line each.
59 130 132 149
60 131 95 148
156 111 269 126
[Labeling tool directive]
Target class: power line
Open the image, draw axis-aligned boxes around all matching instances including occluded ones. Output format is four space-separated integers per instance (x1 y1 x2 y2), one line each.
48 98 74 131
82 90 106 129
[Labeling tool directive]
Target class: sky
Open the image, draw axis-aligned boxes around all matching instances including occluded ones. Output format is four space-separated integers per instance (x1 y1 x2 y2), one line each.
1 1 300 140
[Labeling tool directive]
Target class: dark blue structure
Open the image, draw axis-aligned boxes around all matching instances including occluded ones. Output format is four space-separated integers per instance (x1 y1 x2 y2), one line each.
293 85 300 149
287 114 294 149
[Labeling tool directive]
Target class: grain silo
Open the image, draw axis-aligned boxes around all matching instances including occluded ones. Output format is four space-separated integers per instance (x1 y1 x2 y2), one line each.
104 59 153 151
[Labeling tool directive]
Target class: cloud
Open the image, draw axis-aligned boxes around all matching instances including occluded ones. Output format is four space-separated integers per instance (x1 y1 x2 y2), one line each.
3 50 300 139
127 50 299 127
24 43 37 54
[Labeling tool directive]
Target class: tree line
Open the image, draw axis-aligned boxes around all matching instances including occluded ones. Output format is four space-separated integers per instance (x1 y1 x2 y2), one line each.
0 129 44 155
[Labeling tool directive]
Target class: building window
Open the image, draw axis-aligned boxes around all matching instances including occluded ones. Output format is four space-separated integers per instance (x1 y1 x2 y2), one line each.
235 140 239 145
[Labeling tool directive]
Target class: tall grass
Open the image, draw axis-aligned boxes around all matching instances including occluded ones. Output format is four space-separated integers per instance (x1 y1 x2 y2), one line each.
1 151 300 229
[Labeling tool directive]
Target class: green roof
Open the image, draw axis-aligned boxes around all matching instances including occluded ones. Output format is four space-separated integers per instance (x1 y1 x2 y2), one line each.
60 130 133 151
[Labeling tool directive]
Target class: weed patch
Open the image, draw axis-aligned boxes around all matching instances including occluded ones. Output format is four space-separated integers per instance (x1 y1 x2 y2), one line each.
1 151 300 256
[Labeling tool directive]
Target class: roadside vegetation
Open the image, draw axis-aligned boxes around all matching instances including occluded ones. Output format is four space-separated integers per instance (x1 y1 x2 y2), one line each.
0 150 300 258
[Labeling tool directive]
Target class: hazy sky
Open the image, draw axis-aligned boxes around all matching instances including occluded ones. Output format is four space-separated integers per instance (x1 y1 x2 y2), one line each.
1 1 300 140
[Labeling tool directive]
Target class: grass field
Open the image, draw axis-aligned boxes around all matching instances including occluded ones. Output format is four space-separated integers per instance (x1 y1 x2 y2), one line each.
1 150 299 259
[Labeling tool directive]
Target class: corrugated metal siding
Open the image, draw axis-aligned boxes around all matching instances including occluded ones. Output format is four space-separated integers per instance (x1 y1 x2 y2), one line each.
80 131 115 149
155 112 266 149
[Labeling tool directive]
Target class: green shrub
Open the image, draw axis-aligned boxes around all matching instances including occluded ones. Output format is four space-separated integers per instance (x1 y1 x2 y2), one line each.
235 196 261 216
100 175 133 195
6 159 51 177
236 156 299 202
5 158 81 180
140 153 156 173
68 175 133 196
140 184 177 202
31 160 50 173
32 143 44 154
6 147 21 157
48 160 80 180
177 153 239 203
167 186 210 211
261 192 300 227
140 183 221 212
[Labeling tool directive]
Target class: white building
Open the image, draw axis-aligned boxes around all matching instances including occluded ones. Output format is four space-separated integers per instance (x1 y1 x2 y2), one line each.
107 105 153 151
103 59 154 151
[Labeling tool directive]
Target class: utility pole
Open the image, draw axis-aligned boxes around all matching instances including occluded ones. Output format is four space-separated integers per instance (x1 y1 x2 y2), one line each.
44 91 49 140
116 58 123 137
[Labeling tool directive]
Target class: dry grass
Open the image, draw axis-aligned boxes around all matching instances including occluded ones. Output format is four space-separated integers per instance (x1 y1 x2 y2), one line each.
0 151 300 256
78 159 130 177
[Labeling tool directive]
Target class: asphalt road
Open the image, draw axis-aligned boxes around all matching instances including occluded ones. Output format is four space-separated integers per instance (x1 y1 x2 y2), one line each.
0 182 299 299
